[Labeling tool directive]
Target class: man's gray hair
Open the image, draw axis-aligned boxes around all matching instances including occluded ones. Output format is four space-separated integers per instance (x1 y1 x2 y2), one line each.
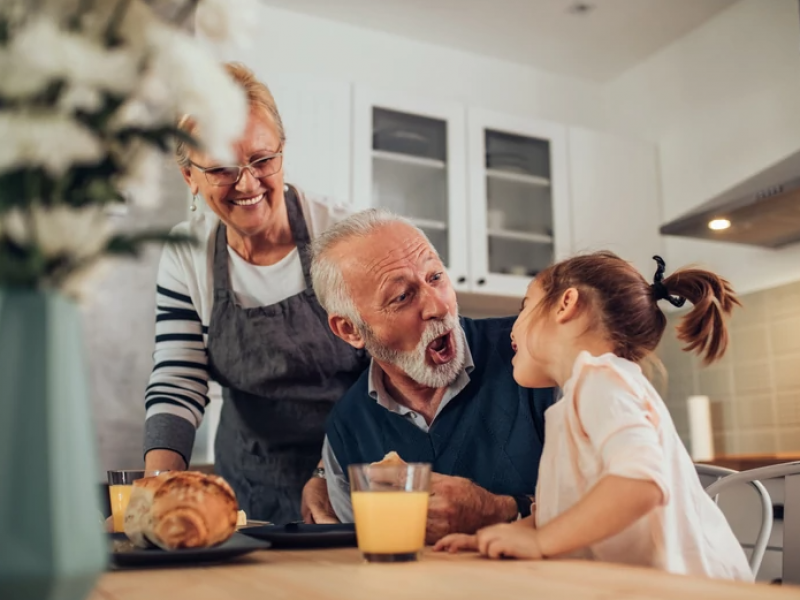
310 208 433 324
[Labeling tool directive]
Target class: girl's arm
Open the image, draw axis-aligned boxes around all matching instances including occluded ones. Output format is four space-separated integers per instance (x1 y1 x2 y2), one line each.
534 475 662 556
461 475 662 559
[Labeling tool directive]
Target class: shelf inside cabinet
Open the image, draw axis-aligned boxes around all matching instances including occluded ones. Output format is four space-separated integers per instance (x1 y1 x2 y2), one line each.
486 169 550 187
410 217 448 231
487 229 553 244
372 150 446 169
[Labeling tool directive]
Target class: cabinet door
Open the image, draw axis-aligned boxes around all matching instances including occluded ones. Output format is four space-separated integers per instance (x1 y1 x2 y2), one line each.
353 86 470 292
568 128 663 278
467 109 571 298
264 73 353 203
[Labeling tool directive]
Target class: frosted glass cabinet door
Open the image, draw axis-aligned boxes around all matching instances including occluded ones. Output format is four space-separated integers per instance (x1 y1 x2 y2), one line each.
467 109 571 299
353 87 470 292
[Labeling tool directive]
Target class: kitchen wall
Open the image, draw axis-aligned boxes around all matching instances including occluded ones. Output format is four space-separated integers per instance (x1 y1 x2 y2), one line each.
82 159 190 475
659 279 800 456
603 0 800 295
208 5 608 147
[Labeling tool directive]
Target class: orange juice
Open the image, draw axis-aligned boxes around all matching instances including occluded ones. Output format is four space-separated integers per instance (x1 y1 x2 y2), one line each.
109 484 133 533
351 491 429 554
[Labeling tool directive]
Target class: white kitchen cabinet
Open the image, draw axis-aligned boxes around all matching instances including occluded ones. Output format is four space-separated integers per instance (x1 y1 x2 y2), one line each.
263 73 353 203
467 109 571 298
352 86 470 292
351 88 662 300
567 128 663 277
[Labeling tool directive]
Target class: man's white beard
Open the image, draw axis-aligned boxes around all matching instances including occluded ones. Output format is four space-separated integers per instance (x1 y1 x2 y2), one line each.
362 313 466 389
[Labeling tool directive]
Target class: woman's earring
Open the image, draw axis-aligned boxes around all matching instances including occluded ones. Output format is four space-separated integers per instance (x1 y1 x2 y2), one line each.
191 194 198 212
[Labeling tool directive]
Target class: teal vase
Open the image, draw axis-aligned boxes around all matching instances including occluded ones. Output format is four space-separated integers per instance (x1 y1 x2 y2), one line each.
0 289 107 600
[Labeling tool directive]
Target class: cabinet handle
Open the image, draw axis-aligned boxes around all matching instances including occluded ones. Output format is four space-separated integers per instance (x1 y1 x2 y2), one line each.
457 276 466 284
477 278 486 286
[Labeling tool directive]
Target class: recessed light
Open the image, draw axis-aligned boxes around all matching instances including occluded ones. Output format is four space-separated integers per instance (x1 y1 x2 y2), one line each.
708 218 731 231
567 2 595 15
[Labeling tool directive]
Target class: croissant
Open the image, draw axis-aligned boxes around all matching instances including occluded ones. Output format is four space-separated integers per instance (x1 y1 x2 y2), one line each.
124 471 238 550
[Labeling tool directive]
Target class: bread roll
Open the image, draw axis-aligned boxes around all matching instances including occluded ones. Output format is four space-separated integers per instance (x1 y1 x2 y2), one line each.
371 451 406 467
124 471 238 550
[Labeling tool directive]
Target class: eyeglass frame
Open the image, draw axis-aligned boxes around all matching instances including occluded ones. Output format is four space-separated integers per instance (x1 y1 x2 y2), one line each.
188 148 284 186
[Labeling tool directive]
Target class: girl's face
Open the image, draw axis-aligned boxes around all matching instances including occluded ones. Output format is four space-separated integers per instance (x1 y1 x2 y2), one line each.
510 280 560 388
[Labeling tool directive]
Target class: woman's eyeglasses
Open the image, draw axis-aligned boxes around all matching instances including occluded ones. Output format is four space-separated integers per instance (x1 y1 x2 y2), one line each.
189 150 283 186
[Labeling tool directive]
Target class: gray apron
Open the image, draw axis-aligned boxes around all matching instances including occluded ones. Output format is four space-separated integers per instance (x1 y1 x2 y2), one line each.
206 186 369 523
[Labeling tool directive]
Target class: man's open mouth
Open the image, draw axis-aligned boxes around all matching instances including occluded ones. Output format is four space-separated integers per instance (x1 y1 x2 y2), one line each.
426 330 455 365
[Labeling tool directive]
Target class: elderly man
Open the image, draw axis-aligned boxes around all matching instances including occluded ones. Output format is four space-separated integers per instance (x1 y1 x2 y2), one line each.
304 209 555 543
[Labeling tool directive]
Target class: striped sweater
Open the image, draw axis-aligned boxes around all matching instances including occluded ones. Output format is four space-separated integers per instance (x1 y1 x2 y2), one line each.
143 188 352 463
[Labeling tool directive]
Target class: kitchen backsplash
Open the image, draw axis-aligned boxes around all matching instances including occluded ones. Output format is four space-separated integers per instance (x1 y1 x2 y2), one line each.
659 279 800 456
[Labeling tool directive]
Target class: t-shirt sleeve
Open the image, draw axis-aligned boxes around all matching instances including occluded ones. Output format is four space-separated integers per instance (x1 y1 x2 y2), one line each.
574 363 670 505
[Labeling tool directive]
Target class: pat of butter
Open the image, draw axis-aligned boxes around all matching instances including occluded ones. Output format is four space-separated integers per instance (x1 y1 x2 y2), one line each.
236 510 247 527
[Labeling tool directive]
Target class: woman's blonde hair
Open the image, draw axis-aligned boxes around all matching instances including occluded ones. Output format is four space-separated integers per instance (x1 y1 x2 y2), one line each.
174 62 286 166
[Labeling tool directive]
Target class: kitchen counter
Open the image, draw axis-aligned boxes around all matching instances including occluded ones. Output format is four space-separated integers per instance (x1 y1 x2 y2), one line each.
700 455 800 471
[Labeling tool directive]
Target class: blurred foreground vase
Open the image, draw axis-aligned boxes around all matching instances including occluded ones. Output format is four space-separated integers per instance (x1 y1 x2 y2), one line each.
0 289 106 600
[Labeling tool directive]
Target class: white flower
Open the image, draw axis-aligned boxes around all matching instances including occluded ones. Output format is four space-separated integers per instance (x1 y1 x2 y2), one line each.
58 85 104 113
0 17 140 100
0 112 103 175
116 143 164 209
59 258 112 302
1 208 29 245
195 0 260 46
30 204 113 260
147 27 248 163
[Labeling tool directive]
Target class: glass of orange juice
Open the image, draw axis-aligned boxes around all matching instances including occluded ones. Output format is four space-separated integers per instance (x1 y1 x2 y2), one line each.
107 470 163 533
348 462 431 563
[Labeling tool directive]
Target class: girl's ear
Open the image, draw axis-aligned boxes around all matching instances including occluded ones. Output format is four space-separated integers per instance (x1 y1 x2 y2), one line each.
555 287 581 323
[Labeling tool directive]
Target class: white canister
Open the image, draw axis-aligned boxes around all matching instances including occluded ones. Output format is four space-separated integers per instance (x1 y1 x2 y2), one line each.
687 395 715 461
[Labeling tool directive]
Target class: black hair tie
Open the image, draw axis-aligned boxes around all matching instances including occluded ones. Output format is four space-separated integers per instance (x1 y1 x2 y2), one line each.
651 256 686 308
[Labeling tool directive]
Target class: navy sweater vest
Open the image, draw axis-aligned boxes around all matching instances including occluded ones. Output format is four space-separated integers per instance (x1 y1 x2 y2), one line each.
326 317 555 497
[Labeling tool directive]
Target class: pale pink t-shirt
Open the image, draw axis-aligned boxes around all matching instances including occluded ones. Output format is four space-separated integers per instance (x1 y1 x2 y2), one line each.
535 351 752 580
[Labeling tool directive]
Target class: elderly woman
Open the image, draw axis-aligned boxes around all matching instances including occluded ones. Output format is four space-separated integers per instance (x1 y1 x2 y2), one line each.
142 62 369 523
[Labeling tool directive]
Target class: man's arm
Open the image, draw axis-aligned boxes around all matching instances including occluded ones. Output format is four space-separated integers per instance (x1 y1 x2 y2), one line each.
426 473 519 544
321 436 352 522
300 437 343 524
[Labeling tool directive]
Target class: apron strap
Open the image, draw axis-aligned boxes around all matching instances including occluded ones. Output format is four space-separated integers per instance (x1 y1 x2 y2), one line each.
211 185 314 294
212 221 231 294
284 185 314 288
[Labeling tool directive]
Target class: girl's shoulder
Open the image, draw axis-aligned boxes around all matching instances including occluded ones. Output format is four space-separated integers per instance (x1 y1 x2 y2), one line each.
567 351 654 407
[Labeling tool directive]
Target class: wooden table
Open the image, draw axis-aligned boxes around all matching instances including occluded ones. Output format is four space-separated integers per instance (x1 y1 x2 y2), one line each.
89 547 800 600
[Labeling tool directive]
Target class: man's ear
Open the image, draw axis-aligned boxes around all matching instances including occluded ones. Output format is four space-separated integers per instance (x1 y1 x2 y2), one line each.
328 315 365 349
555 287 581 323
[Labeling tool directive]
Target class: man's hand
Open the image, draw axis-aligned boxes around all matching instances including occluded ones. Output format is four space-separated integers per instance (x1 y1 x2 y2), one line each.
301 476 339 524
425 473 518 544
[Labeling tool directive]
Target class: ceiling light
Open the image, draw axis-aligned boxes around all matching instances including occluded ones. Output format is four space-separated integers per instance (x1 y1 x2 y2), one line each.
708 218 731 231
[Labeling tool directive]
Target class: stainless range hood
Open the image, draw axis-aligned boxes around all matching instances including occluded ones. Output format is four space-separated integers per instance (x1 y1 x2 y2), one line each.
660 149 800 249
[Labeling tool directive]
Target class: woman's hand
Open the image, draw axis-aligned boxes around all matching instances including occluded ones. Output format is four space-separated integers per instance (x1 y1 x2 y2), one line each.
473 523 543 559
433 533 478 553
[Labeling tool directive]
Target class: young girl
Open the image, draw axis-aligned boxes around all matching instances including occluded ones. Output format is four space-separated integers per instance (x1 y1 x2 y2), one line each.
434 252 752 580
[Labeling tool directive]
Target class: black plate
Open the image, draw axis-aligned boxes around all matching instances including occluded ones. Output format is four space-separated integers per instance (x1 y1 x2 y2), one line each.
240 523 357 549
108 532 270 568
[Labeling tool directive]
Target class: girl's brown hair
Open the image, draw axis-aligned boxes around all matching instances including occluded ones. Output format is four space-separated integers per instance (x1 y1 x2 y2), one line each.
534 251 740 365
